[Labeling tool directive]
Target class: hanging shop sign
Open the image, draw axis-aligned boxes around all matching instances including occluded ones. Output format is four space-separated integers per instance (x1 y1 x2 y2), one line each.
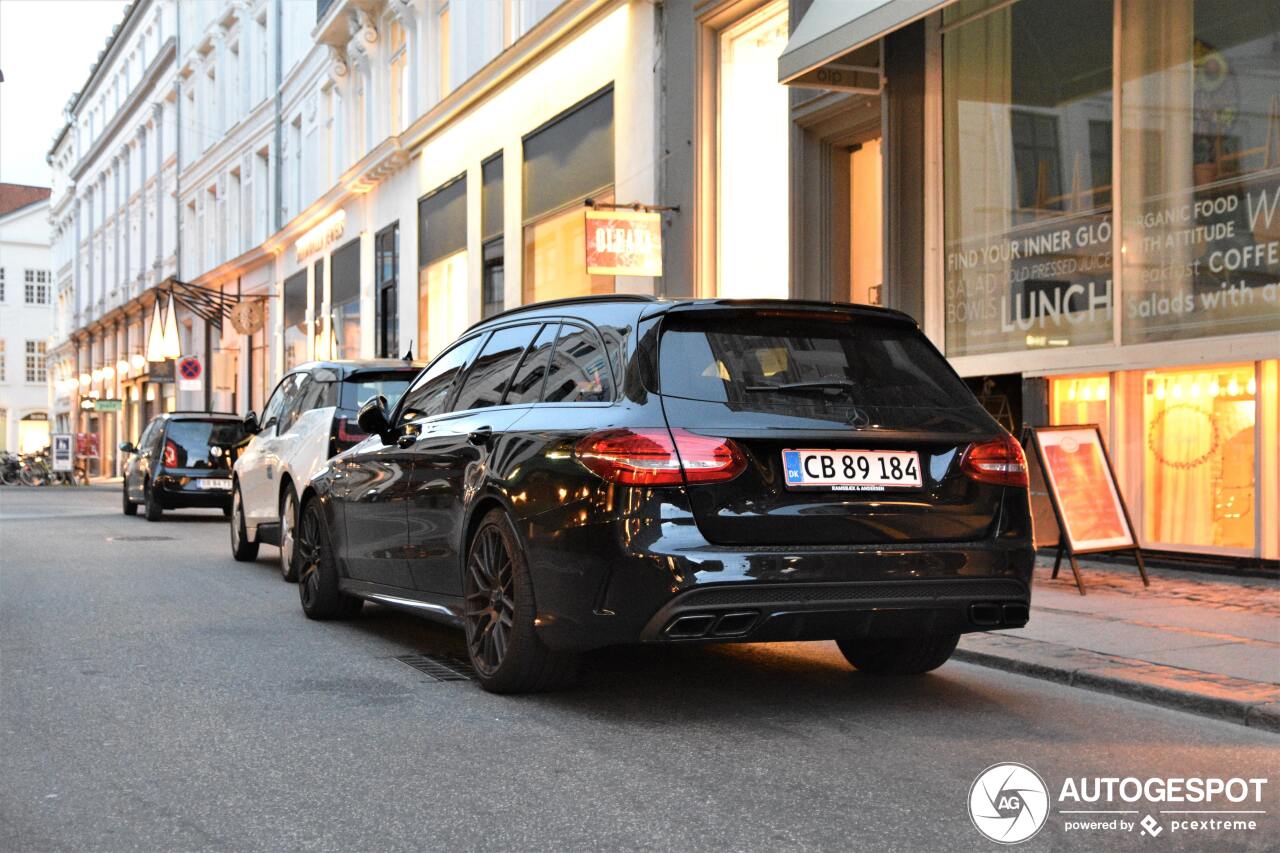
585 209 663 276
229 300 265 335
177 356 203 392
1022 424 1149 595
93 398 123 412
51 434 75 473
296 210 346 262
149 358 176 383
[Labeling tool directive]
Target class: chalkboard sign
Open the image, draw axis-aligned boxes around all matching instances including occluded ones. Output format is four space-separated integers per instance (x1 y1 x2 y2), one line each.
1022 425 1149 595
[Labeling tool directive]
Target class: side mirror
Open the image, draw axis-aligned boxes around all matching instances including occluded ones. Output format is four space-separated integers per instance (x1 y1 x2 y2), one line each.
242 411 260 435
357 395 392 443
119 442 136 454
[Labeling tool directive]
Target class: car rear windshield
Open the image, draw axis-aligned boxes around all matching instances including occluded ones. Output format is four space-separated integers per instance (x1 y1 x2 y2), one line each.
657 310 991 431
163 420 245 470
341 371 417 410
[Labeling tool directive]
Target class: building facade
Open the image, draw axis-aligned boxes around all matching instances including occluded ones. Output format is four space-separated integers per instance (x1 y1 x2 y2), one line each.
48 0 1277 564
0 185 55 453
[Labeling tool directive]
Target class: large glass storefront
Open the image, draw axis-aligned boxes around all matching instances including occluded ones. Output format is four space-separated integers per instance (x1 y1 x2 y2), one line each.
418 175 468 358
936 0 1279 559
718 1 789 300
522 87 614 305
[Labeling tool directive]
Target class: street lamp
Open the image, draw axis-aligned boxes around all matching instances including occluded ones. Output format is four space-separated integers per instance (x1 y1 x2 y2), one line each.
145 299 166 362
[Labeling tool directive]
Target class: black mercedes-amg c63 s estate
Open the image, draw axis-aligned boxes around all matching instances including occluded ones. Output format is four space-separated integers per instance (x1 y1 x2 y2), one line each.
292 295 1035 693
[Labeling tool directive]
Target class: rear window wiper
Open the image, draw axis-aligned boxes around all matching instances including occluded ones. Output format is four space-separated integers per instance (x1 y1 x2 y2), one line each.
743 380 858 396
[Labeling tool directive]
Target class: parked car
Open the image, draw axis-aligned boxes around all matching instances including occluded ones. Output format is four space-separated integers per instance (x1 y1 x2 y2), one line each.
121 412 247 520
291 296 1035 693
229 360 422 578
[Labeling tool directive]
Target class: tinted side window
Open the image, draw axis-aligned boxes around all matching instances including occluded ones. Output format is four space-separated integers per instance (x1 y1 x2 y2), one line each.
137 420 157 450
280 374 321 434
451 324 539 412
543 324 614 403
398 335 485 423
503 323 558 405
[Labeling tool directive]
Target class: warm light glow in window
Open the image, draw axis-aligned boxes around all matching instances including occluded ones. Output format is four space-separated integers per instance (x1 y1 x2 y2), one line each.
1050 375 1110 428
419 250 468 358
717 1 789 299
1143 363 1256 551
523 192 615 305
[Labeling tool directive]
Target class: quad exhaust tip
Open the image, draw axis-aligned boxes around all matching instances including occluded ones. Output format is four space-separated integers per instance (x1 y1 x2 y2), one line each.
970 601 1029 627
664 611 760 639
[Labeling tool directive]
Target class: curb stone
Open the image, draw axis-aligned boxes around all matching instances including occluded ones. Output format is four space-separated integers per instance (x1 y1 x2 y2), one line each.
954 632 1280 734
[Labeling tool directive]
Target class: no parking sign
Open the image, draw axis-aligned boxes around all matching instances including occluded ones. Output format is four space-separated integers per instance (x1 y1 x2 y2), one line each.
178 355 203 392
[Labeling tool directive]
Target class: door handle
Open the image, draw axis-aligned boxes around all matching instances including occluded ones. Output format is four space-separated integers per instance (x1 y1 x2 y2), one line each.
468 426 493 446
397 434 417 449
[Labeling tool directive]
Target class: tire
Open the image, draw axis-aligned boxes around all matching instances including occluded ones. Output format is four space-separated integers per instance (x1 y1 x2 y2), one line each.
278 485 300 583
144 481 164 521
463 509 579 694
296 498 362 620
836 633 960 675
122 482 138 516
229 484 260 562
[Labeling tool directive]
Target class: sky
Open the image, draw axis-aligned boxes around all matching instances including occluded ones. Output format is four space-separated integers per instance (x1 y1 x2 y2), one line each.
0 0 130 187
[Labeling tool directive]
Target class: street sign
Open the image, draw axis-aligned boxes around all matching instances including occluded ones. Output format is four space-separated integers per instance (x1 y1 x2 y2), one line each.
51 434 74 473
177 356 202 391
585 209 663 276
93 398 123 412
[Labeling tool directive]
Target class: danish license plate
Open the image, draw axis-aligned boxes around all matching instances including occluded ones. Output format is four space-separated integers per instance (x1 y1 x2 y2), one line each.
782 449 922 491
198 478 232 490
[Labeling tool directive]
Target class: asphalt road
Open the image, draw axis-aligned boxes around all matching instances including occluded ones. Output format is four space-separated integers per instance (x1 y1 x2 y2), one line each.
2 486 1276 852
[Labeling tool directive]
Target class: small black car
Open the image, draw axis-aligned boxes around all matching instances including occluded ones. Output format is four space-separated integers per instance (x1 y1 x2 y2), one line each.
121 412 247 521
294 297 1035 693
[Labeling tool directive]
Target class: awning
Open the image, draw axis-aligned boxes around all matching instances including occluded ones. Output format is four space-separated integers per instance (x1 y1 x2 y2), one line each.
778 0 947 84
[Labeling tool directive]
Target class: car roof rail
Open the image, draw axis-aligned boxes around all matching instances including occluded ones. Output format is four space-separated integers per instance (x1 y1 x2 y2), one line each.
464 294 659 332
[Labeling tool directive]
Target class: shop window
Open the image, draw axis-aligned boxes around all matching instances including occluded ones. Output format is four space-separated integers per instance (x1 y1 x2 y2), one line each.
419 175 468 358
211 322 239 414
849 139 883 306
312 260 326 358
1119 0 1280 344
282 270 307 370
718 1 789 299
482 153 504 318
1050 374 1111 429
522 88 614 305
375 224 399 358
331 239 361 360
1143 363 1256 550
942 0 1114 356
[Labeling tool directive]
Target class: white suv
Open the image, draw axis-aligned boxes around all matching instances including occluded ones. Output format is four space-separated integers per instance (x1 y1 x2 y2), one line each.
229 360 421 579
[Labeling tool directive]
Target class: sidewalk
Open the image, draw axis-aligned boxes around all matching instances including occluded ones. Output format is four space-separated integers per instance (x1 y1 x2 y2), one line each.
956 558 1280 731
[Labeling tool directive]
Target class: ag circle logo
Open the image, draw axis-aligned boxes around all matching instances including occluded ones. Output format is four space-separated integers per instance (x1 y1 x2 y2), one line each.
968 762 1050 844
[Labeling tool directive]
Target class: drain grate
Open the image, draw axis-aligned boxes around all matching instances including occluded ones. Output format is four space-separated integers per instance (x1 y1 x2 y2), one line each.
395 653 475 682
106 535 176 542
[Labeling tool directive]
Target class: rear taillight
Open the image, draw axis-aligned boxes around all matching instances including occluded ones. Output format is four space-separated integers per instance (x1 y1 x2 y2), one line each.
961 435 1029 487
331 417 367 454
574 428 746 486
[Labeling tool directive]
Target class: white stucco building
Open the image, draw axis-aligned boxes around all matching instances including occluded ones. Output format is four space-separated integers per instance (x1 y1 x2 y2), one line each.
0 185 55 453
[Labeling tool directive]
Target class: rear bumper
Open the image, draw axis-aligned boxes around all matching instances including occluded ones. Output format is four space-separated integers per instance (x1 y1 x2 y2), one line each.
639 578 1030 643
154 476 232 509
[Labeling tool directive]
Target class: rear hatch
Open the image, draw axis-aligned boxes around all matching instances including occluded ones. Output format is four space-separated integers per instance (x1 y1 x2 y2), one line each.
655 306 1009 546
162 419 245 476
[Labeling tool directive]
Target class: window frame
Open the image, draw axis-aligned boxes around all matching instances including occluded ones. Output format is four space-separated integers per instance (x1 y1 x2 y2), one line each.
447 321 543 415
392 331 487 427
533 320 619 407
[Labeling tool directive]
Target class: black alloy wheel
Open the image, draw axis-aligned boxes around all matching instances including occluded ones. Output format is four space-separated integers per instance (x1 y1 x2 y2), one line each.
229 484 259 562
122 481 137 516
296 499 361 620
462 509 579 693
464 525 516 676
